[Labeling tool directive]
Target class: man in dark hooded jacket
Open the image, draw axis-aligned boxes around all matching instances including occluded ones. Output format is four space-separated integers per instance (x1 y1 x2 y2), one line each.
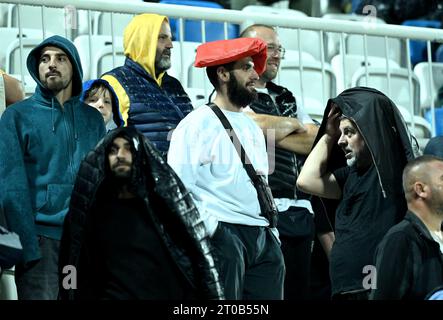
0 35 105 299
58 127 224 300
297 87 417 299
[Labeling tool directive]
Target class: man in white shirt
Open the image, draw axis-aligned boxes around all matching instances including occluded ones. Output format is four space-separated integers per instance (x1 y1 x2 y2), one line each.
168 37 285 300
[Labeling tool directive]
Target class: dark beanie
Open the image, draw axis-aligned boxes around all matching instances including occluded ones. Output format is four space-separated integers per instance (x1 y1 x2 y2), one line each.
423 136 443 158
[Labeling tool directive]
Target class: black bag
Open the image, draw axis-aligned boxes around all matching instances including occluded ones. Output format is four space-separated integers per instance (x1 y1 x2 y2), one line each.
254 175 279 228
208 103 278 228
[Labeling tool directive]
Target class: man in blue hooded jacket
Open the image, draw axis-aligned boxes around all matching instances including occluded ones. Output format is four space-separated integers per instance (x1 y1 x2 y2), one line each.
0 35 105 300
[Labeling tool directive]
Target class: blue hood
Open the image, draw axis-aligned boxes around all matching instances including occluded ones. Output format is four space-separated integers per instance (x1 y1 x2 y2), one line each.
27 35 83 98
81 79 124 128
424 136 443 158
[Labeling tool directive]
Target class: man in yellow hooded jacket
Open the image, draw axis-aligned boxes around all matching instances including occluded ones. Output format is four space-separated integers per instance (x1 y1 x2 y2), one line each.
102 14 193 157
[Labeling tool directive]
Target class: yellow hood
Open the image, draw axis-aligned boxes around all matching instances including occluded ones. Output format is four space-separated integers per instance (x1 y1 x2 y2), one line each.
123 13 168 86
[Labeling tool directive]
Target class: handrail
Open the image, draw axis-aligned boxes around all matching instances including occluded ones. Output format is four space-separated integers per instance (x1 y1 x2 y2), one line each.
3 0 443 42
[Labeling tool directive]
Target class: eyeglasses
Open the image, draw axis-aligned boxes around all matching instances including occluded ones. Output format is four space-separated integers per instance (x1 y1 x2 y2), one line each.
267 45 286 59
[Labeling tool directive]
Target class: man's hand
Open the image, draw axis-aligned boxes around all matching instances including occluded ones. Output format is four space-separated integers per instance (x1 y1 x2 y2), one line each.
296 104 343 200
325 104 341 141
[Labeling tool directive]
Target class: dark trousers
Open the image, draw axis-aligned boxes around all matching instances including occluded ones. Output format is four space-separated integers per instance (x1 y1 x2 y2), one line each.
210 222 285 300
15 236 60 300
277 207 315 300
309 237 332 300
280 234 314 300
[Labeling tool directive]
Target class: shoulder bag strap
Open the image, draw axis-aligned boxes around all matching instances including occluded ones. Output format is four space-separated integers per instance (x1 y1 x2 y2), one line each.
207 103 261 185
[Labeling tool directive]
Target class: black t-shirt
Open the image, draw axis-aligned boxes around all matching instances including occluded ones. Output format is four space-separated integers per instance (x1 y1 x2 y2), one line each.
90 196 190 299
330 165 405 296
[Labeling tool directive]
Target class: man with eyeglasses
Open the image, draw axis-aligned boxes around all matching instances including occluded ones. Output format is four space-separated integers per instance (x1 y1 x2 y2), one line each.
240 24 326 300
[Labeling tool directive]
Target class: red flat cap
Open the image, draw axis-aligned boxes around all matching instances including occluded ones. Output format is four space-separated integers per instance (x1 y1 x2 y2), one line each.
194 38 267 75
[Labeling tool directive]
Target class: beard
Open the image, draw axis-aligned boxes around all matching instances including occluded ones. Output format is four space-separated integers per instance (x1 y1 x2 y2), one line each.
112 170 131 180
109 166 133 196
42 74 72 93
227 71 258 108
346 156 356 167
110 160 132 180
155 50 171 73
345 145 371 170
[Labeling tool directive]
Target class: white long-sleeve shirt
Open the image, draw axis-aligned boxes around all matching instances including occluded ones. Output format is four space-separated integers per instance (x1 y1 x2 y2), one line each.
168 105 278 239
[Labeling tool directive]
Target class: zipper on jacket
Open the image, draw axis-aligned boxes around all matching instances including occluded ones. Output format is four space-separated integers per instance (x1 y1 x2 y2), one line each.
61 102 76 181
293 153 299 200
159 76 186 119
350 117 387 198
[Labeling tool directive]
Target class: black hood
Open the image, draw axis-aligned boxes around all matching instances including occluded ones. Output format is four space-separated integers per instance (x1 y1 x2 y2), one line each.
315 87 418 196
100 127 147 198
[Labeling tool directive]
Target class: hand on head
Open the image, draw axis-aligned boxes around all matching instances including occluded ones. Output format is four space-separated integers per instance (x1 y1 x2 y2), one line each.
325 104 342 141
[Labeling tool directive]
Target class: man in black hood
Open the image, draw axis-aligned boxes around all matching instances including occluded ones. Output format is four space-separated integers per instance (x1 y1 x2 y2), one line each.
58 127 224 300
297 87 417 299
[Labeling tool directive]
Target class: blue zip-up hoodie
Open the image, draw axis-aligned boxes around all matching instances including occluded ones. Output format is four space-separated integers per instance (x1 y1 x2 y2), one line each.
0 35 106 264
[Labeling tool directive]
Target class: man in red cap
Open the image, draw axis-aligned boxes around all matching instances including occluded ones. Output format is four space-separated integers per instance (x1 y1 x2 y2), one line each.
168 38 285 300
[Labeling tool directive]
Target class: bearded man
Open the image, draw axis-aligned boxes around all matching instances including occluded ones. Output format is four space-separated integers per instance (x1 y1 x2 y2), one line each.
168 38 285 300
297 87 417 300
0 35 105 299
102 13 193 157
59 127 224 300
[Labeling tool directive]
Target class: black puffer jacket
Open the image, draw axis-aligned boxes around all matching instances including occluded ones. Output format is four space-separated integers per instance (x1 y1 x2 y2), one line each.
58 127 224 300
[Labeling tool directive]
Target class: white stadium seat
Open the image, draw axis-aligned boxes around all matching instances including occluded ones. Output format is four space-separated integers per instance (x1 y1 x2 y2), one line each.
414 62 443 109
